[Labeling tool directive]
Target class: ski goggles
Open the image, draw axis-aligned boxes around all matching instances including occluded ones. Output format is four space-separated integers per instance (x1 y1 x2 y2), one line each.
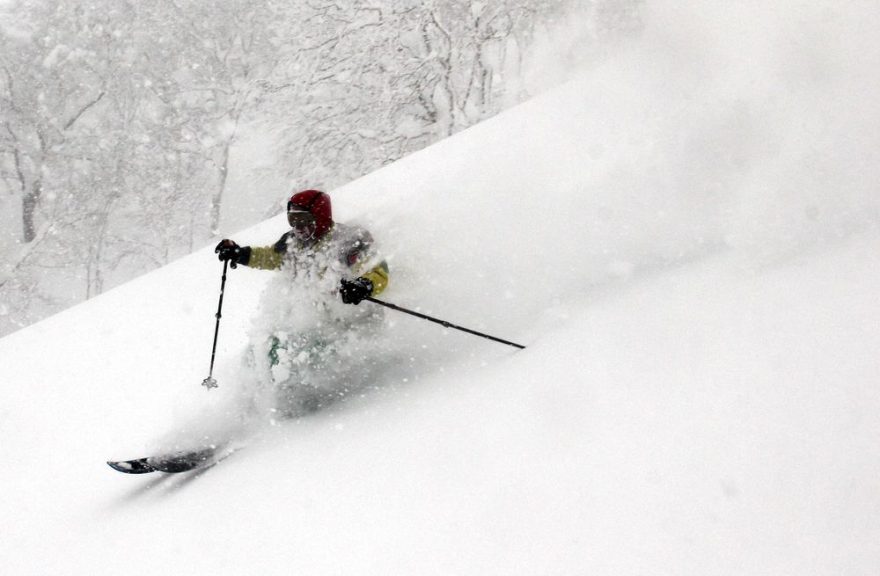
287 209 315 226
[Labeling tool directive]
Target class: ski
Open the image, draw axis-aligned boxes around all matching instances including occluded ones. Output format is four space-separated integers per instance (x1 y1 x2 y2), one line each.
107 445 227 475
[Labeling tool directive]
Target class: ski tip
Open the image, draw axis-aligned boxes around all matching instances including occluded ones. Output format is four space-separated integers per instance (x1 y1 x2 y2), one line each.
107 458 156 474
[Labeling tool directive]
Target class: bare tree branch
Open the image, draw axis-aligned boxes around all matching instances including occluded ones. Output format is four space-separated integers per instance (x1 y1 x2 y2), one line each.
62 91 106 131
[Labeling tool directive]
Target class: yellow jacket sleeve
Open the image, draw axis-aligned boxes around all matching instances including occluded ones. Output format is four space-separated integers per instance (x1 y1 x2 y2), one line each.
360 261 389 297
244 246 284 270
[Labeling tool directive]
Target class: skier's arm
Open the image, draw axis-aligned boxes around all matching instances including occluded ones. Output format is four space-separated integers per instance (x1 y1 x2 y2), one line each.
338 227 389 304
216 234 287 270
347 231 388 297
243 246 283 270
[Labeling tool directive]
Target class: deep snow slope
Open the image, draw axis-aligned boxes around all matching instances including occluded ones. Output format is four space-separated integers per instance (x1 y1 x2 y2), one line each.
2 2 880 574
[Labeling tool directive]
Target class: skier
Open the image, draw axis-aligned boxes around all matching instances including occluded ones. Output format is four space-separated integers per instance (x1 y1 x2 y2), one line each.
215 189 387 301
215 189 389 414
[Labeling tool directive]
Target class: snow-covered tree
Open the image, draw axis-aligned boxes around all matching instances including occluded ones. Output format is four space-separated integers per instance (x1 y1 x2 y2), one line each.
0 0 601 337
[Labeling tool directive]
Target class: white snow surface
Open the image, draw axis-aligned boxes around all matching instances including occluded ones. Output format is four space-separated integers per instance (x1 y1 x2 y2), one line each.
3 3 880 573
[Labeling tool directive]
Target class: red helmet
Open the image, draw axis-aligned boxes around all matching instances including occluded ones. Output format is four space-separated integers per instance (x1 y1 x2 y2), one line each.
288 189 332 239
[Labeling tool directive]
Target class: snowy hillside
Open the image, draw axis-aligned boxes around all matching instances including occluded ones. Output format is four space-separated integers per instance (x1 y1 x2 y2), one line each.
2 2 880 574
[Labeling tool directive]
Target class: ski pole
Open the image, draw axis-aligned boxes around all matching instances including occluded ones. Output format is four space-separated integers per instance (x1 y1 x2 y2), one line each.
364 297 526 350
202 259 229 390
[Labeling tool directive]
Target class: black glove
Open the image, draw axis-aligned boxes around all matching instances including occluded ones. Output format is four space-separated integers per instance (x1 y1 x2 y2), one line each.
340 277 373 305
215 239 247 268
